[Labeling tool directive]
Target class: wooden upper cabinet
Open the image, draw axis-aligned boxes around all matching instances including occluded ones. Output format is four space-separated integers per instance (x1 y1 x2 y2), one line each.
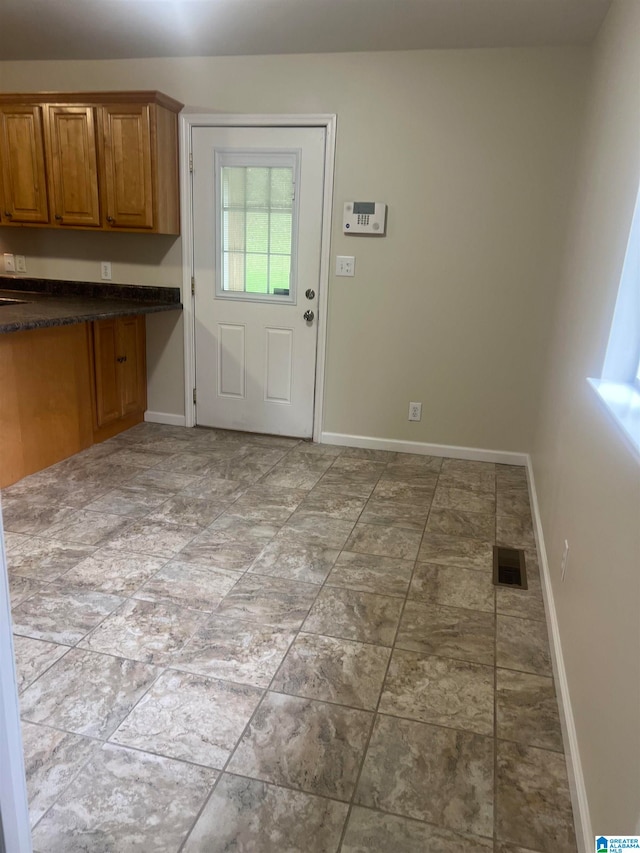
0 91 182 234
45 106 101 228
100 104 154 231
0 105 50 224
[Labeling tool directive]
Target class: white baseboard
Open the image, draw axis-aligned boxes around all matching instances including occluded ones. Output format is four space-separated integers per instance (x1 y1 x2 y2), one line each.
320 431 528 466
144 411 187 427
526 456 591 853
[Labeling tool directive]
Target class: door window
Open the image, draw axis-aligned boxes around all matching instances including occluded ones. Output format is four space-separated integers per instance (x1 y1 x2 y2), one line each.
215 150 300 303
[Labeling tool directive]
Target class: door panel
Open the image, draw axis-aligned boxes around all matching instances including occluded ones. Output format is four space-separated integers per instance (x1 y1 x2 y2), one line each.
192 126 325 438
93 319 120 426
217 323 246 398
265 328 293 404
119 316 144 415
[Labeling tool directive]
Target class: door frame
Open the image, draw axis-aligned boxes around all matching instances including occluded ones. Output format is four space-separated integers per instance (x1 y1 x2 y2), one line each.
180 113 337 439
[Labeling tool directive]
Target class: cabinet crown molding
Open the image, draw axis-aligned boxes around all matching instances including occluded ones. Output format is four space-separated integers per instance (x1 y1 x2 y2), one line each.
0 90 183 112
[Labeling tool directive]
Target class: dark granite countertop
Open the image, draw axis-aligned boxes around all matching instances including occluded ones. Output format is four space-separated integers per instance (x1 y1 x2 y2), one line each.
0 277 182 334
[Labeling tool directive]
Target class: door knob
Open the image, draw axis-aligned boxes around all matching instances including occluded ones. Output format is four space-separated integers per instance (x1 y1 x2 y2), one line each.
305 289 315 300
303 310 314 322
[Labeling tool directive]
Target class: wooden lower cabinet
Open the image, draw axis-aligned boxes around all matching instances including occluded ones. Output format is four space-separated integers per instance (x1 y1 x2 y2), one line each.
92 315 147 440
0 315 147 489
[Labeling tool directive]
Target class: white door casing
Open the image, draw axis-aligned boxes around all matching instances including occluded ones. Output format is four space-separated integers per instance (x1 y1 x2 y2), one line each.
192 125 326 438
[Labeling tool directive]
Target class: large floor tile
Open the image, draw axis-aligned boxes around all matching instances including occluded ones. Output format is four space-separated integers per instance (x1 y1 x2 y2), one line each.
432 486 496 515
303 586 403 647
85 485 174 518
174 615 295 687
224 485 306 524
57 548 167 596
418 532 493 571
344 523 422 560
178 516 280 571
145 494 229 528
358 497 429 531
355 714 494 837
272 632 390 710
496 669 564 752
297 486 367 521
133 561 241 612
183 773 348 853
409 562 495 612
342 806 493 853
370 479 435 506
396 600 495 665
496 740 576 852
8 538 96 581
41 509 135 546
228 692 372 801
106 518 199 558
215 575 318 629
79 598 204 665
12 636 68 693
21 720 100 826
111 670 262 768
31 743 217 853
280 512 356 549
496 615 552 676
8 575 48 609
496 515 536 550
326 551 414 597
248 536 340 584
1 498 77 535
425 507 495 542
380 649 494 735
19 648 159 739
11 587 123 645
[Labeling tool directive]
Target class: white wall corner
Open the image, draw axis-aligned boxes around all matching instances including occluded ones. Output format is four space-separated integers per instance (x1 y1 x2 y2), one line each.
320 432 528 466
144 411 188 428
526 455 592 853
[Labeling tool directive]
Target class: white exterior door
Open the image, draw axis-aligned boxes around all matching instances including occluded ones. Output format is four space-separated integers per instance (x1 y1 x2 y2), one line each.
192 126 325 438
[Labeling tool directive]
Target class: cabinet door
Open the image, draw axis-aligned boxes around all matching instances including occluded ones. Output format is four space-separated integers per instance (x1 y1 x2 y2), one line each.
93 319 121 427
46 106 101 227
118 315 146 415
100 105 154 230
0 105 50 224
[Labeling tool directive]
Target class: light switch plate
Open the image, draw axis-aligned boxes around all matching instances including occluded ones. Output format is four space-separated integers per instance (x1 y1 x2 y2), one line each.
3 253 15 273
336 256 355 276
15 255 26 273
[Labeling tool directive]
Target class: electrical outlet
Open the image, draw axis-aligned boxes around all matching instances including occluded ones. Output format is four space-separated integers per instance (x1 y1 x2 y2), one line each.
408 401 422 421
3 253 15 273
101 261 112 281
15 255 26 273
561 539 569 581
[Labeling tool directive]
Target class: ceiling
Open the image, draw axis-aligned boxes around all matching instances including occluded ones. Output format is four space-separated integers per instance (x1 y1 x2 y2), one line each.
0 0 612 62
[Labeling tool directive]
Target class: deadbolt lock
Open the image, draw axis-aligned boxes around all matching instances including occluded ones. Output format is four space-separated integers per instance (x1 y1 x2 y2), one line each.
305 289 315 300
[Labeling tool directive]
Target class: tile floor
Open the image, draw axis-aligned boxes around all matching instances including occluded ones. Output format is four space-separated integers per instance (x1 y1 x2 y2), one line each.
2 423 577 853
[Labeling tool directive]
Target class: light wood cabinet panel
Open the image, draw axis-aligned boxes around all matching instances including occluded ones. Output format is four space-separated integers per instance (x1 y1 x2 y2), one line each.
100 104 154 230
0 324 94 489
93 318 121 426
0 105 50 224
93 315 147 430
46 105 101 227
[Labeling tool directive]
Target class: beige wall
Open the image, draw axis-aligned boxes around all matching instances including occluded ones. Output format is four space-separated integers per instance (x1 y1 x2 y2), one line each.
1 48 587 446
532 0 640 835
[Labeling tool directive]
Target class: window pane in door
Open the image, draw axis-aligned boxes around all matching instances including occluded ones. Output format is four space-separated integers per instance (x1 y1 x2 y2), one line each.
219 163 294 297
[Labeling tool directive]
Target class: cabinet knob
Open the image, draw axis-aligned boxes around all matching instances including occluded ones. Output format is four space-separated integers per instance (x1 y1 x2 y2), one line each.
4 211 12 218
55 215 62 221
117 355 127 363
106 216 115 224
